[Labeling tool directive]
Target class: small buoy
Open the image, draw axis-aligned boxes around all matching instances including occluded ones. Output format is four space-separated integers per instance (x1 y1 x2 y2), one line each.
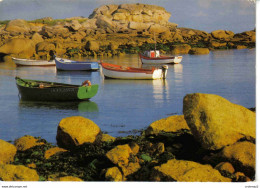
39 83 44 88
82 80 91 86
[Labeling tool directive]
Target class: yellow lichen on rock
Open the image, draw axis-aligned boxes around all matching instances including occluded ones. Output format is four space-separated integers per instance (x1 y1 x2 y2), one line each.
0 139 17 164
154 159 231 182
14 135 45 151
0 164 39 181
106 144 132 166
145 115 190 136
183 93 255 150
105 167 124 181
44 147 67 159
101 134 116 142
57 116 101 149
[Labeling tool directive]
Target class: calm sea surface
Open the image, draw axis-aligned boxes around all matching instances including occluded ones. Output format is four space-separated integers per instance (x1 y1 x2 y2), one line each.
0 49 256 144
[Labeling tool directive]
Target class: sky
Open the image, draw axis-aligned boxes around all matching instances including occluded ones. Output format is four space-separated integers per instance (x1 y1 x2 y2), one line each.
0 0 256 33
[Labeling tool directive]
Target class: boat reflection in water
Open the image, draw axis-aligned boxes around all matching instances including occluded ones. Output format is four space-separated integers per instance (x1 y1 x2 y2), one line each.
19 100 99 113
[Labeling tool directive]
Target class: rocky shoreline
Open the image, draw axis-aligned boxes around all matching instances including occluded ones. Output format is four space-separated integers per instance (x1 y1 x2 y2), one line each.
0 93 255 182
0 3 256 62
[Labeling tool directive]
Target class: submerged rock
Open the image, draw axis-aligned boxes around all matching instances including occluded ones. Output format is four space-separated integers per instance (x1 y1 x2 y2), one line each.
153 159 231 182
183 93 255 150
56 116 101 149
0 139 17 164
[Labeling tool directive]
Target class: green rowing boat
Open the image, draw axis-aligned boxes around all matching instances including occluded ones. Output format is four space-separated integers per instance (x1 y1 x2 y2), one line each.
15 77 99 101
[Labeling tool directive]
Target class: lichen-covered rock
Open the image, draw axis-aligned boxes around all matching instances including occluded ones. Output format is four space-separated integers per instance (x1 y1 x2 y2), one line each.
189 48 210 55
145 115 190 136
101 134 116 142
0 38 35 58
0 164 39 181
36 41 55 56
210 41 227 48
56 176 83 181
31 32 44 43
0 139 17 164
105 167 124 181
106 144 132 166
215 162 235 174
14 135 45 151
44 147 67 159
220 141 255 176
121 162 141 177
5 19 31 33
85 40 100 51
211 30 234 40
171 44 191 54
56 116 101 149
183 93 255 150
154 159 231 182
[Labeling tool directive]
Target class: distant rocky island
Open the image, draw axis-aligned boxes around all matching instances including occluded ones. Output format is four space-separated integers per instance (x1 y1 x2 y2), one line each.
0 3 256 61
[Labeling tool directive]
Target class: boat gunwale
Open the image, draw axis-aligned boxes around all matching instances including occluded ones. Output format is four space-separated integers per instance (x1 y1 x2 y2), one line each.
55 57 99 65
12 57 55 63
139 53 177 60
101 62 156 74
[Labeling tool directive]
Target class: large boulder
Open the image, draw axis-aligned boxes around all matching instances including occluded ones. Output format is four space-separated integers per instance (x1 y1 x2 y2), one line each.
0 139 17 164
183 93 256 150
0 164 39 181
211 30 234 40
145 115 190 136
56 116 101 149
5 19 31 33
0 38 35 57
153 159 231 182
85 40 100 51
14 135 45 151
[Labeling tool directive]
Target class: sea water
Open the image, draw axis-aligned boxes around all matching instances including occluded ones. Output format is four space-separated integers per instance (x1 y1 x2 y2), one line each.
0 49 255 144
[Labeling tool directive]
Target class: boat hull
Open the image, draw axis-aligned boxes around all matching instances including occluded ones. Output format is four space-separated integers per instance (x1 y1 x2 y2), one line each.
101 62 167 80
139 53 182 64
16 77 98 101
12 57 55 66
55 57 99 71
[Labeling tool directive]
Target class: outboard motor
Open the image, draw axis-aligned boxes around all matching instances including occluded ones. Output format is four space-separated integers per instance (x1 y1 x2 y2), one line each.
161 65 168 79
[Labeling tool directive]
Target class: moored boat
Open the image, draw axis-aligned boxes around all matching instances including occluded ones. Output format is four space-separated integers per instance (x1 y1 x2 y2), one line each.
12 57 55 66
139 50 182 64
15 77 98 101
100 62 168 80
55 57 99 71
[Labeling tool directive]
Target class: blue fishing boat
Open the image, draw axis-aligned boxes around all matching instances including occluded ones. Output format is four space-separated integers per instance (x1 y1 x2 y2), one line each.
55 57 99 71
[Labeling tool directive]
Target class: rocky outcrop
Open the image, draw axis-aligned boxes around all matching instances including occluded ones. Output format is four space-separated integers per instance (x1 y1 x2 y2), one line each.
183 93 255 150
153 159 231 182
211 30 234 40
145 115 190 136
56 116 101 149
171 44 191 54
0 139 17 164
0 38 35 58
14 135 45 151
4 19 31 34
0 164 39 181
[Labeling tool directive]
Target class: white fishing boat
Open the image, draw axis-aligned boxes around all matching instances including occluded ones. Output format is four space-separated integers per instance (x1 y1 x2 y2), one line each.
139 50 183 64
12 57 55 66
100 62 168 80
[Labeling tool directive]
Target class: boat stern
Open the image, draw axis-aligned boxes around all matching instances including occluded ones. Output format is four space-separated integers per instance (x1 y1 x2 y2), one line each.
173 56 183 64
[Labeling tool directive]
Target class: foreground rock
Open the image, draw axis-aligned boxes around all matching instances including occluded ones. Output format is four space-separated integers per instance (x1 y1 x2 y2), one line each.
183 93 255 150
145 115 190 136
1 93 255 181
56 116 101 149
0 164 39 181
14 135 45 151
153 159 231 182
0 139 17 164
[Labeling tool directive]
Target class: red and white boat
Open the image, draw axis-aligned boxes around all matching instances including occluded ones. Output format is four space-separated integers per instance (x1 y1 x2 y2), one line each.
139 50 182 64
100 62 168 80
